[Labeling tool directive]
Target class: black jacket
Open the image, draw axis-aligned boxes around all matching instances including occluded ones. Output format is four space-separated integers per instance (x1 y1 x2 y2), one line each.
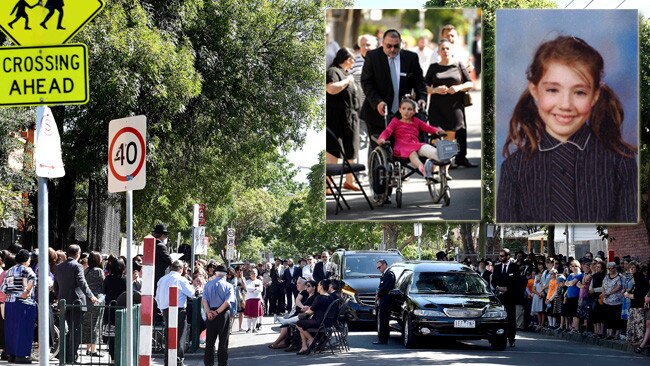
282 266 302 289
53 258 95 309
360 47 427 134
377 269 396 303
154 239 173 291
490 261 520 305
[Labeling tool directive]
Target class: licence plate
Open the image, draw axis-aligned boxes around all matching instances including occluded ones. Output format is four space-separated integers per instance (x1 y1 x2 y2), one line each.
454 320 476 328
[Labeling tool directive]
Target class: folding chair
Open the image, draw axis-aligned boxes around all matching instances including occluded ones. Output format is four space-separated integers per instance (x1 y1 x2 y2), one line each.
332 297 350 352
326 128 374 214
306 298 341 354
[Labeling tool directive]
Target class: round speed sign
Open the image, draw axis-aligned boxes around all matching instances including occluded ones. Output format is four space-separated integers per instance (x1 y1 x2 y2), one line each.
108 116 147 192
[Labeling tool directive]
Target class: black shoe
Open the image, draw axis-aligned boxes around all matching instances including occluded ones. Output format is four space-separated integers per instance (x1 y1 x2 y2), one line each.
14 357 32 364
0 352 8 360
256 323 262 330
373 341 387 345
456 159 477 168
7 355 15 363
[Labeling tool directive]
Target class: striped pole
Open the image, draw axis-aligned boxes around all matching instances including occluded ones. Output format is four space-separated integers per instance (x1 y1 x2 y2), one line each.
139 235 156 366
168 286 178 366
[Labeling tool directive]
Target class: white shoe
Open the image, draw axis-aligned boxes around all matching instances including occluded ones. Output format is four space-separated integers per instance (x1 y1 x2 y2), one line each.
424 159 434 179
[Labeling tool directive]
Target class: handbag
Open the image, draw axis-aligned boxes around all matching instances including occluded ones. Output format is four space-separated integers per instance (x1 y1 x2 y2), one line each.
462 92 473 107
455 62 472 107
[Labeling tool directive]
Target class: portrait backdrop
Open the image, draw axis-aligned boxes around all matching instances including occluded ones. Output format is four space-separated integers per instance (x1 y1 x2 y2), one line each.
495 9 639 193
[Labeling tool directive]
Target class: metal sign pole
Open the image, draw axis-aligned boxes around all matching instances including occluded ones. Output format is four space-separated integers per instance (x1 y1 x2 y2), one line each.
126 190 134 366
36 106 50 365
418 236 421 260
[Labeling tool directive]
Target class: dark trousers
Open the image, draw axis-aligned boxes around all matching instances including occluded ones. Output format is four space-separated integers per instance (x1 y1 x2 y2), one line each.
505 301 517 344
456 127 468 161
4 302 37 358
377 299 391 343
163 308 187 365
274 287 285 315
204 310 231 366
65 307 84 361
285 285 298 312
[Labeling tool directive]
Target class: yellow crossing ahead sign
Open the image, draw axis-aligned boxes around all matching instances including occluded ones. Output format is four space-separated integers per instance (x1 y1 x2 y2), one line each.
0 44 88 107
0 0 105 45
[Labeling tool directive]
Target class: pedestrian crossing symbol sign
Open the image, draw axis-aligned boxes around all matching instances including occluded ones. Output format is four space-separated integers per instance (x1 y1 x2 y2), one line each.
0 0 104 46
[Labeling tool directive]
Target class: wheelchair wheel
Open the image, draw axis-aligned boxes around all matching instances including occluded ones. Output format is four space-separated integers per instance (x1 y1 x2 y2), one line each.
369 147 391 205
443 187 451 206
427 177 440 204
396 189 402 208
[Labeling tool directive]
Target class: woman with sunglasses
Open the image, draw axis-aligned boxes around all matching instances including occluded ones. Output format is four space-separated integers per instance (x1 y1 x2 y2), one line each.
295 280 334 355
563 260 583 333
268 279 317 350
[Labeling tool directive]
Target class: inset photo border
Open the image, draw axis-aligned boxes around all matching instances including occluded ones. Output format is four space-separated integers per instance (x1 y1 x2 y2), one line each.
495 9 639 224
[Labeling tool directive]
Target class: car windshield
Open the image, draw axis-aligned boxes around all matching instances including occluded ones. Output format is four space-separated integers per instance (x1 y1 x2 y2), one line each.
344 254 402 278
410 271 490 295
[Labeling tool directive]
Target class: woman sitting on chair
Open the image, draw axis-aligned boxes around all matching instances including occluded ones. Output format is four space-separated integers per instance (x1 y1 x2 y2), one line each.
295 280 334 355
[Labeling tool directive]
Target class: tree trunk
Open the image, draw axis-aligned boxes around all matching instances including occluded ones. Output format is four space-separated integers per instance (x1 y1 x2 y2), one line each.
382 223 398 249
460 223 476 255
547 225 556 258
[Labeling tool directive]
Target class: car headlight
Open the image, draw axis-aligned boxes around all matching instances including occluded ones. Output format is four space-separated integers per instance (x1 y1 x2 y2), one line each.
341 288 358 303
482 306 507 319
413 309 446 317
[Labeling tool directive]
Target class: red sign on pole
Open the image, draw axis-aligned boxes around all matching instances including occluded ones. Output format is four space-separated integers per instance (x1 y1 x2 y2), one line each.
198 204 206 226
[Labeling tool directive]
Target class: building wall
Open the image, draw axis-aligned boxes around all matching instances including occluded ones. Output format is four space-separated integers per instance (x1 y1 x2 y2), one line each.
608 223 650 261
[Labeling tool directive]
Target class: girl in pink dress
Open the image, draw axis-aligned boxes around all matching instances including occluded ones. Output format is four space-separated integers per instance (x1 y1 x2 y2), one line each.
376 98 446 178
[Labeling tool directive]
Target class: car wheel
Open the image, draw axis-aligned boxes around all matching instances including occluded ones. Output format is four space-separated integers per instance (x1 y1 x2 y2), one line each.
403 315 417 349
490 335 507 351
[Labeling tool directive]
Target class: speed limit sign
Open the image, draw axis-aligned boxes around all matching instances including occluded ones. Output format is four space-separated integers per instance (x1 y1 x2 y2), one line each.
108 116 146 192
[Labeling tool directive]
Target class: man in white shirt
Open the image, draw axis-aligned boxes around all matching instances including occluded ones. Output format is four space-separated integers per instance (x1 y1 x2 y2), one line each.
301 256 315 281
156 260 196 366
411 35 434 76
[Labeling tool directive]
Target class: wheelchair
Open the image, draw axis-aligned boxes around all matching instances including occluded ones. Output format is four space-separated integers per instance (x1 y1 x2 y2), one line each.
368 109 459 208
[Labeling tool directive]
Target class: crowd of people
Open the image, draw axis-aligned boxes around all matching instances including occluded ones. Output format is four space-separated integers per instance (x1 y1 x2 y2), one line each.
465 249 650 352
0 224 345 365
1 224 649 365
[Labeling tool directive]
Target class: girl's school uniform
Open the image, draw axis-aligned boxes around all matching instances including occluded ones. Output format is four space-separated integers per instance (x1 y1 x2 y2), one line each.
497 124 636 223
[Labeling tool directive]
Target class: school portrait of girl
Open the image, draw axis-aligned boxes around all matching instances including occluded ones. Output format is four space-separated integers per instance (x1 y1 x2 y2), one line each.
495 9 639 224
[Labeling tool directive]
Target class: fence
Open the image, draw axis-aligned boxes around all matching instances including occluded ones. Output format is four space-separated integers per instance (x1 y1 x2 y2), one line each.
54 296 204 365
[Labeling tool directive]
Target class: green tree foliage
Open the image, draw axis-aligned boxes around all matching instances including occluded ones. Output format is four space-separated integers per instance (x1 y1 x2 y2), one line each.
0 110 35 226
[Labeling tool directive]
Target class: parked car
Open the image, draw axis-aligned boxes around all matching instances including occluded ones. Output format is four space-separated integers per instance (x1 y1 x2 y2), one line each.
331 249 404 325
388 261 508 350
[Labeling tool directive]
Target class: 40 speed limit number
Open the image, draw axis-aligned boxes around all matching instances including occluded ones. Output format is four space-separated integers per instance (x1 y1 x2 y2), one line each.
108 116 147 192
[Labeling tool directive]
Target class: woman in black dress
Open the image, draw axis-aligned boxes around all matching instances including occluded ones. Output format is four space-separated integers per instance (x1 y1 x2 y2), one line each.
326 47 361 191
295 280 334 354
425 38 474 172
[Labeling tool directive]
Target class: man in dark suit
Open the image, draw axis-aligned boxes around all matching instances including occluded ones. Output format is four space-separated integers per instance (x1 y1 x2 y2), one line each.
282 258 302 312
53 244 98 363
490 249 520 347
152 224 173 296
360 29 428 140
374 259 395 345
313 251 336 283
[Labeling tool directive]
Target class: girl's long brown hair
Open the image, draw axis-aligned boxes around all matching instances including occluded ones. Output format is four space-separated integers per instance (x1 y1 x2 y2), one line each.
503 36 636 159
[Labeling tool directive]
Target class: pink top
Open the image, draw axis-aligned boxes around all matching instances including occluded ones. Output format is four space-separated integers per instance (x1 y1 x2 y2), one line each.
378 117 441 158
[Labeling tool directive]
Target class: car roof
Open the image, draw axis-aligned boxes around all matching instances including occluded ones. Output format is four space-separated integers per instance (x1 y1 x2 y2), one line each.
336 250 403 255
389 260 472 272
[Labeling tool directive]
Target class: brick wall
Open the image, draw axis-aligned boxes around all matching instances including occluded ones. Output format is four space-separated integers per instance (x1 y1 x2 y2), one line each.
608 223 650 261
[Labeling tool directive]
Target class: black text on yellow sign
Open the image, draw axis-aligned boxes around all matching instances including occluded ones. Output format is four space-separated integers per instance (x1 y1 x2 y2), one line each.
0 43 88 107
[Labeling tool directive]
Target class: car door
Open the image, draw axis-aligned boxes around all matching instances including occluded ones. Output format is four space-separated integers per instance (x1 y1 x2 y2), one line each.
392 270 413 323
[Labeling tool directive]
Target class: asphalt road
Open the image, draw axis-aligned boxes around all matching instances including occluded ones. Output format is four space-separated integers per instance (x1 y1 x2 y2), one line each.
143 316 648 366
326 89 482 222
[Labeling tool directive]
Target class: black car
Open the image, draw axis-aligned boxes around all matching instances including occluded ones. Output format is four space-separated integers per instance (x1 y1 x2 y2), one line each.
331 249 404 324
388 261 509 350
